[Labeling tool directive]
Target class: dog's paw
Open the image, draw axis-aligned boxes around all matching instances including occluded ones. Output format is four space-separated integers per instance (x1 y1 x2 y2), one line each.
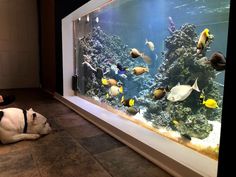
32 134 41 139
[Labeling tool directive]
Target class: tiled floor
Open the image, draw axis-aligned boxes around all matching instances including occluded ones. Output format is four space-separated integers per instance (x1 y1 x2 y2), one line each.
0 89 173 177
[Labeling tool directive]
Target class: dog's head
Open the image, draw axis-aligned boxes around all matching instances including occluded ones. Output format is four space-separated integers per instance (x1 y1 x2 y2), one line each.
26 108 52 135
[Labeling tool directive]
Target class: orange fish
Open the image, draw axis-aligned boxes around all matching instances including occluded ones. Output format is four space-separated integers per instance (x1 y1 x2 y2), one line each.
133 67 149 75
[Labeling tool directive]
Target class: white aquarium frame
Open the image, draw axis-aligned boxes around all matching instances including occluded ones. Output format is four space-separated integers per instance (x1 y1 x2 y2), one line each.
60 0 218 177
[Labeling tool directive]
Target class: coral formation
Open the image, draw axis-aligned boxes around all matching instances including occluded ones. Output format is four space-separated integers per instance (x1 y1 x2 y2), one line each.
77 24 222 139
146 23 222 139
77 26 153 102
168 16 176 34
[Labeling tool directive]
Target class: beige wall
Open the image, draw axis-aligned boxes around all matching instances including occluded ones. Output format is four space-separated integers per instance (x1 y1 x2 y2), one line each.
0 0 39 89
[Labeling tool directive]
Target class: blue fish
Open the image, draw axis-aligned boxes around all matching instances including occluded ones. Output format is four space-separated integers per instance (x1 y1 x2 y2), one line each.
117 63 128 75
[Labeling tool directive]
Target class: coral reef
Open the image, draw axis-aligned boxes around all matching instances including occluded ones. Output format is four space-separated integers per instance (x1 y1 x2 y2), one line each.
144 23 222 139
77 26 129 97
77 24 222 139
77 26 153 103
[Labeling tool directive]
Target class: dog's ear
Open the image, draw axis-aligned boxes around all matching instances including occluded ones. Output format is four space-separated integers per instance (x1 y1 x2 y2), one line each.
32 113 37 121
29 108 34 111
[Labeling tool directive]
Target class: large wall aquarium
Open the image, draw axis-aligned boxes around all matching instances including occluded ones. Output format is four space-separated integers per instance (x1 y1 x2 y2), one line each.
61 0 230 176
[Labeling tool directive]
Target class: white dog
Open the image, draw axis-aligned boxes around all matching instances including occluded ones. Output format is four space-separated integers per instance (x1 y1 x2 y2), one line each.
0 108 52 144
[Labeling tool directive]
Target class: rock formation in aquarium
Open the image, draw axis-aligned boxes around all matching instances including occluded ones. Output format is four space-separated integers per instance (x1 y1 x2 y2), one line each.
77 26 129 97
77 26 153 109
143 23 223 139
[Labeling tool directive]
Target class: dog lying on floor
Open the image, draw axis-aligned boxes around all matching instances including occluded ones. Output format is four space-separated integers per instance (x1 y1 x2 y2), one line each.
0 108 52 144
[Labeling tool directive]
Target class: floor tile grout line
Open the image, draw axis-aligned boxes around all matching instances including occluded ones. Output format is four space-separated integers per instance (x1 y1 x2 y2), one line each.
78 143 117 177
63 130 115 177
30 150 43 177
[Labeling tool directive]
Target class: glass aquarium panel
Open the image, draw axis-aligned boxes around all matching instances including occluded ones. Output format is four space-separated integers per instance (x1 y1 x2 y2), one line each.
73 0 230 160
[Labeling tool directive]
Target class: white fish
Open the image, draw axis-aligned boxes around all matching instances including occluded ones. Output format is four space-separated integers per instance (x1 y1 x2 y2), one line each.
95 17 99 23
167 78 200 102
145 39 155 51
108 85 123 96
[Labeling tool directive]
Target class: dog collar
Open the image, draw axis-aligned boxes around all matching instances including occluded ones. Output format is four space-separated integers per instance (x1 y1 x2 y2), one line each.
22 109 28 133
0 111 3 121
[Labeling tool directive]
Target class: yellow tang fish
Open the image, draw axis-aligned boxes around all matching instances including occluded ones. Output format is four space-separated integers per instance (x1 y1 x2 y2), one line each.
202 99 219 109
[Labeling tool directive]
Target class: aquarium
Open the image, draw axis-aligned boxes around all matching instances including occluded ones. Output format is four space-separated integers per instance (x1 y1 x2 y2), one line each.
62 0 230 176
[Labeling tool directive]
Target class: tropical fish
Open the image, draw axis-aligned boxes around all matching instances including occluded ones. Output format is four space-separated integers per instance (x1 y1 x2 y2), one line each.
172 120 179 126
101 78 118 86
130 48 142 58
200 90 219 109
117 81 123 87
153 87 168 100
108 85 123 97
95 17 99 23
202 98 219 109
181 134 191 141
145 39 155 51
167 78 200 102
197 28 214 54
130 48 152 64
127 107 140 115
206 52 226 71
133 67 149 76
117 63 128 75
141 54 152 64
121 96 135 107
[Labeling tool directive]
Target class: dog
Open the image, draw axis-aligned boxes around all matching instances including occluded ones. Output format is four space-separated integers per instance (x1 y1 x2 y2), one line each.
0 108 52 144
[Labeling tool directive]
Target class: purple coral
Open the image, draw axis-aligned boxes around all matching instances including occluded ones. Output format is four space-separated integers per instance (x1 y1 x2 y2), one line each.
168 16 176 34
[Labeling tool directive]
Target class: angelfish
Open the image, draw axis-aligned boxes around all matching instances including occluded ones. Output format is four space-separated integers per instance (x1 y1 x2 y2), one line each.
196 28 213 54
167 78 200 102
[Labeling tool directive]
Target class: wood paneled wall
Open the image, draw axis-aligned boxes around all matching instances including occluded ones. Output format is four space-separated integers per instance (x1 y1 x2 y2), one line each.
0 0 39 89
38 0 56 94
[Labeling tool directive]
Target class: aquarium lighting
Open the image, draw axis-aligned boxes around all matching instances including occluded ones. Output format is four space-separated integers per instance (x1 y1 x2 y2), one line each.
78 17 81 21
86 15 90 22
